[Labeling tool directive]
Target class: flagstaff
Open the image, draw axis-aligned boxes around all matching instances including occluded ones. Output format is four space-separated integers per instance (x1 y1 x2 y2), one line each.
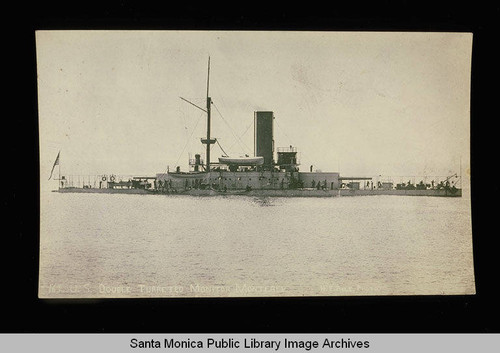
49 150 60 186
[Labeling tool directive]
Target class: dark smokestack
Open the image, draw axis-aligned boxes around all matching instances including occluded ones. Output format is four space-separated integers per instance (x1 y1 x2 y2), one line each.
254 111 274 167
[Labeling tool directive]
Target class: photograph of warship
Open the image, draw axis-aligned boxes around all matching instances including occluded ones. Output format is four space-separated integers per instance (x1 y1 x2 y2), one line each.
38 32 474 301
52 58 462 198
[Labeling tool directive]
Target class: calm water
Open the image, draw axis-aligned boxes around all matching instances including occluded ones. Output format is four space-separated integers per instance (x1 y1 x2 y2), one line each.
39 190 475 298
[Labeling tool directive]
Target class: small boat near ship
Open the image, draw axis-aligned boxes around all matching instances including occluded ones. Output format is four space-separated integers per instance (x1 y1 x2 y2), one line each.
218 156 264 166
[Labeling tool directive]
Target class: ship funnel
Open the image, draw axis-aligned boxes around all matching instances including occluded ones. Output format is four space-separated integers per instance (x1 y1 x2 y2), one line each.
254 111 274 168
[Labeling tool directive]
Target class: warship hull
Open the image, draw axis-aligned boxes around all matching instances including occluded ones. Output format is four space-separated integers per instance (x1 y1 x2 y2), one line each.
55 187 462 198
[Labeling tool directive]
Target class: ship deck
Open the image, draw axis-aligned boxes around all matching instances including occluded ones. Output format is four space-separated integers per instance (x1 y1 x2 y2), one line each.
55 187 462 197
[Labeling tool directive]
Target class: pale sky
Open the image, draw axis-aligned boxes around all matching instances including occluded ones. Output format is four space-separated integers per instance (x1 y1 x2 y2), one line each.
37 31 472 188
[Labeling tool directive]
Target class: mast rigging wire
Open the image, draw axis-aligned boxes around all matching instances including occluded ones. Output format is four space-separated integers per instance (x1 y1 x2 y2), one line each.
216 139 229 157
212 101 252 154
168 110 205 173
227 120 253 153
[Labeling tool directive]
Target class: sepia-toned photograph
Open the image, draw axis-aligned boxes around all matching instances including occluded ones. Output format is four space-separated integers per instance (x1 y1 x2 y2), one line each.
36 30 474 298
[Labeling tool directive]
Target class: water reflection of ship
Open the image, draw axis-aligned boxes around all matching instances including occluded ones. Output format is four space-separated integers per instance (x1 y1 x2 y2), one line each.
53 57 462 198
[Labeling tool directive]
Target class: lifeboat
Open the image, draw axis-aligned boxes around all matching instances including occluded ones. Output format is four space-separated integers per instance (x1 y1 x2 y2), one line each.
218 156 264 165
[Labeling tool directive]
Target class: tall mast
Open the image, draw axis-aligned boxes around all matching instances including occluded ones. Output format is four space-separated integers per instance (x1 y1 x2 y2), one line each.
207 56 210 99
180 57 216 172
206 57 212 172
201 56 216 172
